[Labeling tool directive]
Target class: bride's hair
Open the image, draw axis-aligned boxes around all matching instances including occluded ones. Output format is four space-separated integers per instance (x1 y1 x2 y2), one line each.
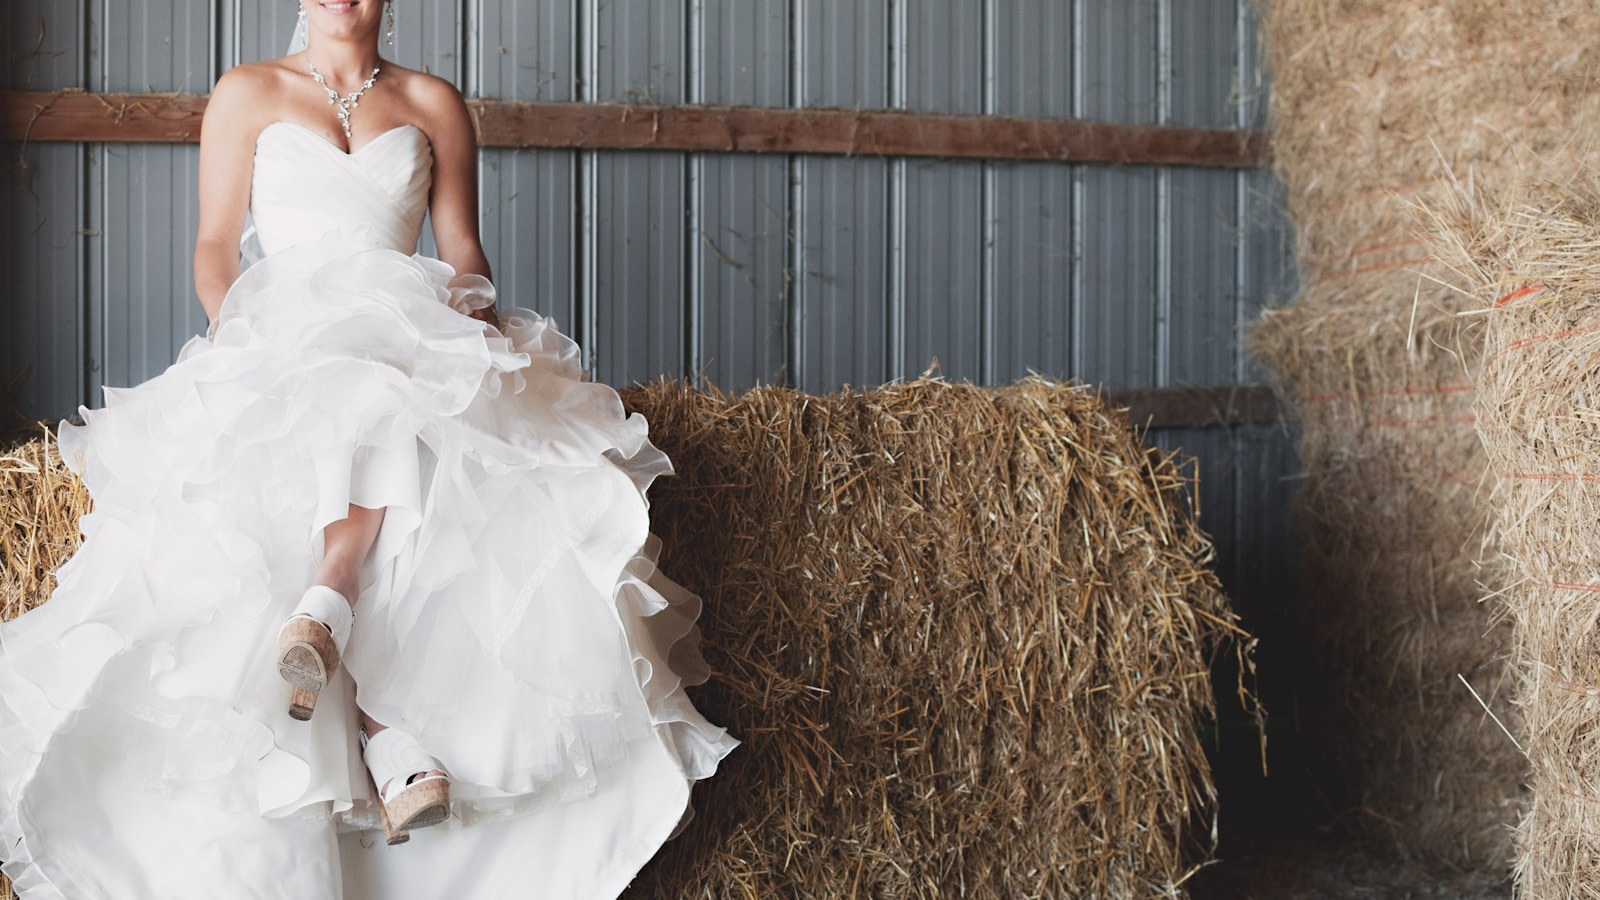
286 1 308 56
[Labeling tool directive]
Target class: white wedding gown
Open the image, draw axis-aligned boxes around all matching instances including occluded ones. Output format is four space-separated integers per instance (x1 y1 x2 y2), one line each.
0 121 739 898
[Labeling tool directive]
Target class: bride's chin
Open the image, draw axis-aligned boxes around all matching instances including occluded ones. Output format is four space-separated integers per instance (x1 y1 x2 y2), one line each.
311 23 380 44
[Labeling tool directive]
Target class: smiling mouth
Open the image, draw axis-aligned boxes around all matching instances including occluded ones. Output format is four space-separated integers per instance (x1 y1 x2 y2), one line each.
321 1 359 11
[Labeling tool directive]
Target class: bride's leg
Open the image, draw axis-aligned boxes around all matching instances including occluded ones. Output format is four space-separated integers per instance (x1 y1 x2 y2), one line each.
280 504 384 721
314 503 386 608
317 506 449 839
359 710 450 844
358 712 447 777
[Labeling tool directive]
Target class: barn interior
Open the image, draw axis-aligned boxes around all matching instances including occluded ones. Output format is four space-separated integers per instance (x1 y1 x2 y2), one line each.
10 1 1595 896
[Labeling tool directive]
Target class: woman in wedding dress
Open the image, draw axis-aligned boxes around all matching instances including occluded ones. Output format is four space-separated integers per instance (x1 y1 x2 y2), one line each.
0 1 738 896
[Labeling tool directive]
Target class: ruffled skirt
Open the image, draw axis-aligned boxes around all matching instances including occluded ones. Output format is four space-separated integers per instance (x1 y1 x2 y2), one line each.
0 230 738 898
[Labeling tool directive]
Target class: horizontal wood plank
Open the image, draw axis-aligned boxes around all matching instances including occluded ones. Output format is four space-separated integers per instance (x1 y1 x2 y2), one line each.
1107 385 1283 430
2 90 1269 168
5 90 208 142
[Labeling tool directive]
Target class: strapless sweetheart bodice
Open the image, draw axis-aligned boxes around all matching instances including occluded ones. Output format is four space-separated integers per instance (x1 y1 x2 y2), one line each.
250 121 432 258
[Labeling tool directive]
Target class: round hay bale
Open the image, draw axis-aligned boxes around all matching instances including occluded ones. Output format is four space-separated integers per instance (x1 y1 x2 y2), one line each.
1436 176 1600 897
0 379 1243 898
1248 0 1600 865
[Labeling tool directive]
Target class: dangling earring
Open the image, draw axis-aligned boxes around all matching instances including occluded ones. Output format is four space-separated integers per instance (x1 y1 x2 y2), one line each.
385 1 395 48
297 4 307 31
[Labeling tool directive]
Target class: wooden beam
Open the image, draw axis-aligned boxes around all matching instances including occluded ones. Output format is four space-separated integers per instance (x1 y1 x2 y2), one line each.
4 91 208 143
1106 386 1283 430
470 99 1269 168
3 89 1269 168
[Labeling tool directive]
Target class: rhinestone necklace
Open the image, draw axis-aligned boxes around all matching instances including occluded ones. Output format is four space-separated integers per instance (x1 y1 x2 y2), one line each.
306 59 381 139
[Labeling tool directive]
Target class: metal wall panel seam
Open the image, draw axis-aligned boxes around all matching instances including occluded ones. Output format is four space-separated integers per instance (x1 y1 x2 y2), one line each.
209 0 221 87
223 0 237 72
1068 0 1085 379
1155 0 1173 389
76 0 93 412
89 0 107 411
577 0 596 374
456 0 470 94
786 0 803 388
76 142 92 411
887 0 905 382
91 0 103 91
1232 0 1255 570
1233 0 1253 386
463 0 482 314
684 0 703 382
562 0 583 351
979 0 995 387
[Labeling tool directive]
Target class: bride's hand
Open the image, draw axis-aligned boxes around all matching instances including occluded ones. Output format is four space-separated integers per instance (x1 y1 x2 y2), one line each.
469 306 501 331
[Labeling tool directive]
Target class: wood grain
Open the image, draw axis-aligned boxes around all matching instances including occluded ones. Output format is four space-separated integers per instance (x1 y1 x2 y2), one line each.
3 90 1269 168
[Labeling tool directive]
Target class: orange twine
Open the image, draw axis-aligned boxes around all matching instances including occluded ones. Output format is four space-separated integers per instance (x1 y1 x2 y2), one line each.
1494 283 1546 307
1542 579 1600 594
1550 675 1600 698
1369 414 1477 429
1301 383 1473 404
1350 238 1426 257
1313 256 1439 284
1492 325 1600 362
1311 238 1428 274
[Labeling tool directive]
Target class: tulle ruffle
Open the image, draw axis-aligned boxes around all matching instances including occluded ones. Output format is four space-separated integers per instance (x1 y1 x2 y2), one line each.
0 228 737 896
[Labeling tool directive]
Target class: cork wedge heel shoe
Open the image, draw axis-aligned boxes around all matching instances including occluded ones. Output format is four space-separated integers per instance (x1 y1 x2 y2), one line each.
276 585 355 721
361 726 451 845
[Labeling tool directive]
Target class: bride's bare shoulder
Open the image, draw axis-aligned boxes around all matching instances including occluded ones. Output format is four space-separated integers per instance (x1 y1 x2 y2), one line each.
384 66 462 105
386 66 471 129
213 58 300 101
205 60 298 140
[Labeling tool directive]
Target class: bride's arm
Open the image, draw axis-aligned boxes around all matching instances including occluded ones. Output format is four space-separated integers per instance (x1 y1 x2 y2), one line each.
419 77 496 325
194 69 264 325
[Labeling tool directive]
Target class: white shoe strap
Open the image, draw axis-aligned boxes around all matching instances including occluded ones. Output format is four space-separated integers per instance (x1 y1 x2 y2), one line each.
361 728 445 803
290 585 354 655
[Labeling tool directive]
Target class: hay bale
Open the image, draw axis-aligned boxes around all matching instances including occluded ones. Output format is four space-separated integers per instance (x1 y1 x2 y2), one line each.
1256 289 1516 864
1 427 89 627
1 379 1242 898
620 378 1240 897
0 428 88 900
1249 0 1600 865
1435 177 1600 897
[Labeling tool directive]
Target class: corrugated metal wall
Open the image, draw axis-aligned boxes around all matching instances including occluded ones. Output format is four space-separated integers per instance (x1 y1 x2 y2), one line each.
1 0 1298 607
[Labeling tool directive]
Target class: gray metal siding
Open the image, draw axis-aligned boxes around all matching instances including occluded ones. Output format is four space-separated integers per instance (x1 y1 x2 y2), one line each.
1167 168 1240 386
989 4 1075 384
1241 169 1296 382
795 0 890 392
689 0 791 388
10 0 1288 402
585 0 687 386
2 0 1299 615
4 0 86 420
92 0 209 402
894 4 984 382
2 142 85 420
474 1 578 333
1078 1 1160 390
